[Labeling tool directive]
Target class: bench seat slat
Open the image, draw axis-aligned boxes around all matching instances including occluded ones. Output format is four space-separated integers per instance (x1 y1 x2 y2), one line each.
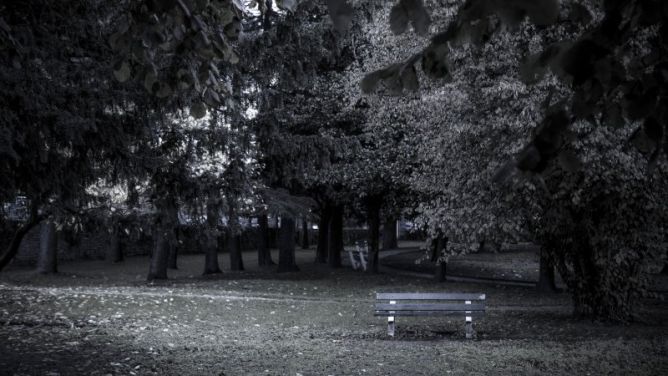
375 303 485 311
376 293 485 301
374 310 486 317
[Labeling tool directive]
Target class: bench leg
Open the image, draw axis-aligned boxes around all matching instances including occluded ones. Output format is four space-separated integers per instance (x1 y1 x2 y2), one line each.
465 316 473 339
388 300 396 336
465 300 474 339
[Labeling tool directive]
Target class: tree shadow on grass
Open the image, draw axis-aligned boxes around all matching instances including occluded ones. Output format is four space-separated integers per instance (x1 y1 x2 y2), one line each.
0 324 165 375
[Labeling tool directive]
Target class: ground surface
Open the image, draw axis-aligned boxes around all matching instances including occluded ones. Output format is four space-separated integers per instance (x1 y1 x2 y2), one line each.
1 246 667 375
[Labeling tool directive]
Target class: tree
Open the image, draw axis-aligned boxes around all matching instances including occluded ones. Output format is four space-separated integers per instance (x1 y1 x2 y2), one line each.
203 197 223 275
382 216 398 251
240 2 365 270
107 226 125 264
0 0 154 271
36 219 58 274
521 125 668 320
362 0 668 320
277 215 300 272
327 204 344 268
256 213 275 267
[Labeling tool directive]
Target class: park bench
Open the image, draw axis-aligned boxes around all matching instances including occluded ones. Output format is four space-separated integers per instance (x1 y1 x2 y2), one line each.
374 292 486 338
348 240 368 271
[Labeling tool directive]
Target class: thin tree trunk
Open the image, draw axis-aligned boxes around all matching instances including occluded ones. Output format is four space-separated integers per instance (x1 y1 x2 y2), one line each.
278 215 299 272
536 247 559 292
203 234 222 274
367 200 381 273
382 216 398 250
433 236 448 282
257 214 274 266
661 263 668 275
328 205 343 268
301 218 309 250
36 220 58 274
147 227 169 280
315 205 331 264
0 208 43 272
107 231 123 263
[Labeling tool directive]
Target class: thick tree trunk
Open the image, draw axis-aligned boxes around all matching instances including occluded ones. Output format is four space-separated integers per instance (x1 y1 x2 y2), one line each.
257 214 274 266
553 240 632 321
301 218 309 250
227 197 244 271
327 205 343 268
203 234 222 275
107 231 124 263
367 201 381 274
382 216 398 250
315 205 331 264
536 247 558 293
147 228 169 280
204 200 222 274
167 229 178 269
36 220 58 274
228 231 244 271
278 215 299 273
0 210 43 272
148 199 178 280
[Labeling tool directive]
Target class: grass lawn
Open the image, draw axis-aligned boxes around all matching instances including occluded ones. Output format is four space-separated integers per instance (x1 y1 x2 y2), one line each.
0 249 666 375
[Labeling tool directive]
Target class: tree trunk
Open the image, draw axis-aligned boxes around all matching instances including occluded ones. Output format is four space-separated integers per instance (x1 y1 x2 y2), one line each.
203 233 222 275
367 200 381 273
257 214 274 266
478 240 499 253
228 230 244 271
553 240 632 321
382 216 398 250
301 218 309 250
278 215 300 272
0 208 43 272
315 205 331 264
432 235 448 282
227 196 244 271
167 229 178 269
36 220 58 274
147 228 169 280
661 263 668 275
435 261 447 282
536 247 558 293
327 205 343 268
107 231 123 263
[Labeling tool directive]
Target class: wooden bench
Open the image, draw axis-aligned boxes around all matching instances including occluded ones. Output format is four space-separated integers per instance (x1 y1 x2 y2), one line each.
374 292 486 338
347 241 368 271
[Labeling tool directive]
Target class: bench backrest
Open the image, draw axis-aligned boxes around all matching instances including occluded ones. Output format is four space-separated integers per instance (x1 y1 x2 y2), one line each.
377 293 485 301
375 292 486 316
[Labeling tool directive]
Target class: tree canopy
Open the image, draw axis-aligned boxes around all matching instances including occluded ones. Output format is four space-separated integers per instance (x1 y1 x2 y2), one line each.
1 0 666 321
